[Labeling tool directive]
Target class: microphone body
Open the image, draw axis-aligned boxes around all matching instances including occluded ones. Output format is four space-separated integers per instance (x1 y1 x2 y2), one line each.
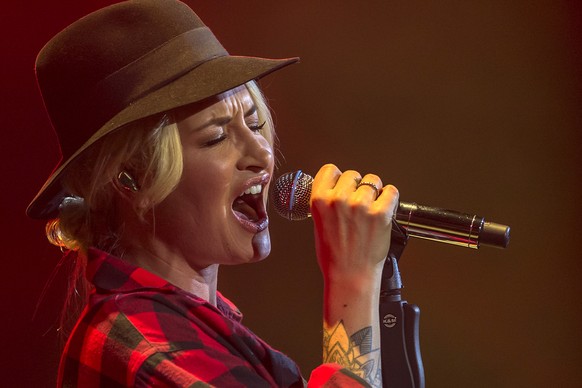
272 171 510 249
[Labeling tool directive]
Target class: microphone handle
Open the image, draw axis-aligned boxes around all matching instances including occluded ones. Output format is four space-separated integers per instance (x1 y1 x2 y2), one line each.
396 202 510 249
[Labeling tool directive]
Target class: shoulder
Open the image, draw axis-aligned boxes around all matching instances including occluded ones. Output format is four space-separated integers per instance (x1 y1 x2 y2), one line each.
60 289 215 386
93 288 213 348
59 294 158 387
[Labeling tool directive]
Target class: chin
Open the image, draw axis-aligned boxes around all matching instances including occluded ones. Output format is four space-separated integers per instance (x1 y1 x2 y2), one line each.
251 229 271 262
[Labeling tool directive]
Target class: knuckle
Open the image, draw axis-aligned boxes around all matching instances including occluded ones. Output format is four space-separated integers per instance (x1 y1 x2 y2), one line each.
321 163 339 173
351 201 369 214
330 192 349 207
363 173 380 180
344 169 360 178
384 184 399 199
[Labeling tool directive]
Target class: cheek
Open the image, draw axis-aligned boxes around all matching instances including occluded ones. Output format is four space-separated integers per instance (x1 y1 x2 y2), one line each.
182 156 232 198
182 172 224 209
175 169 235 238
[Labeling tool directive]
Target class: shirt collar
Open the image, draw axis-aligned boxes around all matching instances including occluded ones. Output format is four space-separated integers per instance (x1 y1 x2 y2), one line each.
87 247 171 292
86 248 243 321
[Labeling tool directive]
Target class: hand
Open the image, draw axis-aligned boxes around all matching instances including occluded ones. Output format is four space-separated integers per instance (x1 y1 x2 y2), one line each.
310 164 399 284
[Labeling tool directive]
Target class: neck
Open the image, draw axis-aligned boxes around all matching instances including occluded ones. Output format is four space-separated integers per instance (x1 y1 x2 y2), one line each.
120 243 220 305
115 202 220 305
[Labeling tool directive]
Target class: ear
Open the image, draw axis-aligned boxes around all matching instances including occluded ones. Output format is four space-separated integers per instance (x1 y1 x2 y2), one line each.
112 171 139 205
113 171 152 211
116 171 139 193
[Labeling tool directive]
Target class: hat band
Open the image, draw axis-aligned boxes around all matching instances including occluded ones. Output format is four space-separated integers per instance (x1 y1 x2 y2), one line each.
92 26 228 115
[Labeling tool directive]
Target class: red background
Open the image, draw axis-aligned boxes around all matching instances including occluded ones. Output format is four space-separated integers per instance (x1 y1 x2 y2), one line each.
2 1 581 386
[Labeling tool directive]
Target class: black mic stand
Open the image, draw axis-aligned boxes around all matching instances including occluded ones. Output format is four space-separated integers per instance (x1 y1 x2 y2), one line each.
379 222 425 387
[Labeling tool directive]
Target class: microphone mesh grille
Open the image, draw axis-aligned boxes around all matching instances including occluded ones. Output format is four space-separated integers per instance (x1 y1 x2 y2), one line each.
272 171 313 221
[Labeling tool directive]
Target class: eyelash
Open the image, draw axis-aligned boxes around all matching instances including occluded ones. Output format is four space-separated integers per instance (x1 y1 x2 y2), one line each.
249 121 266 132
205 135 226 147
204 121 267 147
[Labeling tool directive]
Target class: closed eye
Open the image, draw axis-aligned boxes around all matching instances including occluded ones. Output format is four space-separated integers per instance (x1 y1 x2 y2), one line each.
248 121 266 132
204 134 227 147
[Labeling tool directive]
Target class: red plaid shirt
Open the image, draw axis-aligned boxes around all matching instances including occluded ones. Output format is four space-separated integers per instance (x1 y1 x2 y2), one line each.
58 248 368 387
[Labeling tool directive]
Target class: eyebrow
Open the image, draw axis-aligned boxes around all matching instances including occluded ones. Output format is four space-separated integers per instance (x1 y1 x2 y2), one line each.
245 104 258 118
197 104 258 131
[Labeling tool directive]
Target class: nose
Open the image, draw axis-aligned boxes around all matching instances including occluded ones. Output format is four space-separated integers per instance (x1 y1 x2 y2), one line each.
236 126 273 173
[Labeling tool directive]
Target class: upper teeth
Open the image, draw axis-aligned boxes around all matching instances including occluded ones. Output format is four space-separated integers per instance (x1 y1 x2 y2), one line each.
243 184 262 195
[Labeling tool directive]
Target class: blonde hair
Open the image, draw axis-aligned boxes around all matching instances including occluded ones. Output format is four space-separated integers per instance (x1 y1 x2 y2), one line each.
47 81 274 254
46 114 183 253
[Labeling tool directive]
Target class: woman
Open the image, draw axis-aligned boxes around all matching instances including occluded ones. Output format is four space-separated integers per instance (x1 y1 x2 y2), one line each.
28 0 399 387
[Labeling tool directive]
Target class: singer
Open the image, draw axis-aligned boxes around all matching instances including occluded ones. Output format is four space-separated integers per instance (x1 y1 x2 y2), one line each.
28 1 398 387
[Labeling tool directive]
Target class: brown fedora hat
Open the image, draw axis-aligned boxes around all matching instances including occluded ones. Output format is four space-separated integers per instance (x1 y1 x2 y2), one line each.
27 0 298 220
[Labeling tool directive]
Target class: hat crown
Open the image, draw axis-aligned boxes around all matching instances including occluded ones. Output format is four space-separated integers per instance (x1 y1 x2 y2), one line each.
37 0 203 89
35 0 207 157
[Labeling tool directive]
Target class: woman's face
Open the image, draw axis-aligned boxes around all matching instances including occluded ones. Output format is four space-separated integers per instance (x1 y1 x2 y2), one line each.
152 85 274 269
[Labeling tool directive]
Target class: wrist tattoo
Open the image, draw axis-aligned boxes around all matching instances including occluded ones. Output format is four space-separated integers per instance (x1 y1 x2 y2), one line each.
323 321 382 387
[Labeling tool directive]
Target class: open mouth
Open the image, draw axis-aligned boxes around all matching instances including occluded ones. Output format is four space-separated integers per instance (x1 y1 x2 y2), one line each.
232 184 268 232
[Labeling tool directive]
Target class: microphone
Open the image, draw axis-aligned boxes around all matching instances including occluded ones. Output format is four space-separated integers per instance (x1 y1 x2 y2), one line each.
272 170 510 249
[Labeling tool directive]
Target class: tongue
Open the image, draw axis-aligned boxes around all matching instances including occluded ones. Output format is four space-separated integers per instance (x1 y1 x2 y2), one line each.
233 197 259 222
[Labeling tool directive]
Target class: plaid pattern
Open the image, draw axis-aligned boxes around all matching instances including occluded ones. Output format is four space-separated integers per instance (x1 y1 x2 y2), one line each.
58 249 367 387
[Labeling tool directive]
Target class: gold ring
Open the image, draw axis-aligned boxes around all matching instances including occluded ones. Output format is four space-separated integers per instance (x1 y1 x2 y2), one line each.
356 181 380 198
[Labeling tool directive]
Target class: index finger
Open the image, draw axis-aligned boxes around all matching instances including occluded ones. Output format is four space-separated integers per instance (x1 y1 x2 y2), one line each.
312 164 342 195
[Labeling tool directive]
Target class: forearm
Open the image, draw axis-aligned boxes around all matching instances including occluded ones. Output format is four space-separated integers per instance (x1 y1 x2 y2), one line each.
310 164 399 388
322 269 383 387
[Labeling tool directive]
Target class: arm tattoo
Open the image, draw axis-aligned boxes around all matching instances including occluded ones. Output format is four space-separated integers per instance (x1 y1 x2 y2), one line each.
323 321 382 387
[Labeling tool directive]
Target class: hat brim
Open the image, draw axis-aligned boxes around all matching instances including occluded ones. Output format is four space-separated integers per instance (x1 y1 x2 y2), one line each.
27 54 298 219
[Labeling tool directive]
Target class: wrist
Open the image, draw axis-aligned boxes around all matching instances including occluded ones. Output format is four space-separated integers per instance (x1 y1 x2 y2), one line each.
322 261 385 292
323 271 382 324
